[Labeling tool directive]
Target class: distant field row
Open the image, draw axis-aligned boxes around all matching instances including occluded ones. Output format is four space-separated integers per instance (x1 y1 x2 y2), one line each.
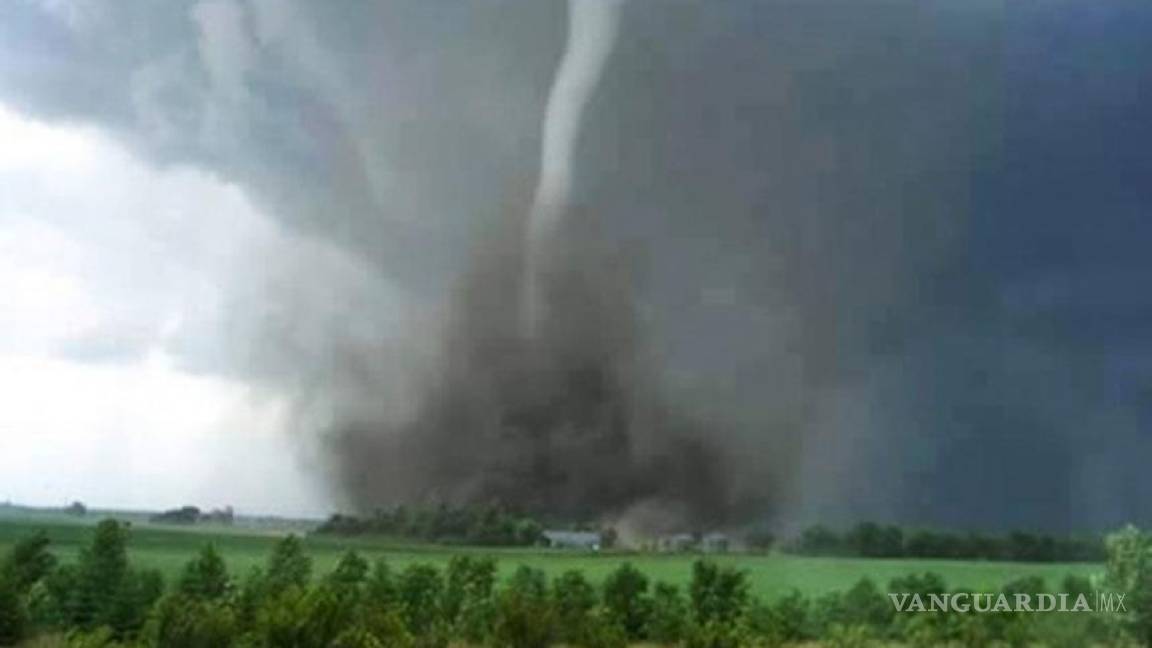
0 516 1102 601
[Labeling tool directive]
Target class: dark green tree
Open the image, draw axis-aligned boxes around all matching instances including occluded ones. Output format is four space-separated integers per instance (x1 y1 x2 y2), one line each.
265 534 312 595
0 531 57 592
442 555 495 642
0 575 29 646
146 593 238 648
178 543 230 600
327 550 370 590
396 563 446 647
689 560 749 627
646 582 688 644
70 519 131 629
552 569 597 644
493 566 553 648
1105 525 1152 645
365 558 397 608
602 562 651 640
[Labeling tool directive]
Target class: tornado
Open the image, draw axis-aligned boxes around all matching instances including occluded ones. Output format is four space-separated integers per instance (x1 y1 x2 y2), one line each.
522 0 625 335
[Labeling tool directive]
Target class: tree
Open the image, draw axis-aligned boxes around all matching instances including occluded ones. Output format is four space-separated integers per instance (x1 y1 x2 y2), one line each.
365 559 397 608
552 569 597 644
494 566 554 648
328 550 370 590
265 534 312 594
146 593 239 648
396 564 446 646
70 519 131 629
689 560 749 627
106 567 164 637
179 543 230 600
796 525 842 555
0 575 29 646
442 555 495 642
602 562 651 640
646 582 688 644
1105 525 1152 644
0 531 57 592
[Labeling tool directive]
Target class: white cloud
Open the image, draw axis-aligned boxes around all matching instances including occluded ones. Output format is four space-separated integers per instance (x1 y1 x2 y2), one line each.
0 103 332 515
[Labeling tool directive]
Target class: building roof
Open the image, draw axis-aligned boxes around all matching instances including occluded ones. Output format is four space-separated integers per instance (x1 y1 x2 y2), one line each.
542 530 601 545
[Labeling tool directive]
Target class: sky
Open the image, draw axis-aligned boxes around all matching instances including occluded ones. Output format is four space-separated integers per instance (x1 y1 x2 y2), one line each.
0 105 332 515
0 0 1150 530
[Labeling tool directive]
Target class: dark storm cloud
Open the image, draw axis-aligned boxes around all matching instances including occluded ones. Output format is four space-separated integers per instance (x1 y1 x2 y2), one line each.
3 0 1151 531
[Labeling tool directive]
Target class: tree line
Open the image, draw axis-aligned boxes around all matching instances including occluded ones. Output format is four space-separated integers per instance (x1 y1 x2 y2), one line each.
785 522 1106 562
316 504 554 547
2 520 1152 647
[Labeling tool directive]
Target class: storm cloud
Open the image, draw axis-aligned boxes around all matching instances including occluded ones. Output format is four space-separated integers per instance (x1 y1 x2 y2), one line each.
3 0 1151 532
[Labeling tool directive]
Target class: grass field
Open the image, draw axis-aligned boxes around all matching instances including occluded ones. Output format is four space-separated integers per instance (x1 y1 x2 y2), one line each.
0 514 1103 601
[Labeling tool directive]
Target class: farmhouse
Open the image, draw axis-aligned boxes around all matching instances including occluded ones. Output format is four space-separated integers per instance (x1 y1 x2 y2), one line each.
542 530 602 551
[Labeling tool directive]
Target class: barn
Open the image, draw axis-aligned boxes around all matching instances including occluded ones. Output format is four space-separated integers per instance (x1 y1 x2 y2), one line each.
542 530 602 551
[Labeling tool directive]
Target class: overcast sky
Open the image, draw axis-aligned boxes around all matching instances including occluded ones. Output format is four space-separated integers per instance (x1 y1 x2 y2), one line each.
1 0 1150 529
0 104 336 515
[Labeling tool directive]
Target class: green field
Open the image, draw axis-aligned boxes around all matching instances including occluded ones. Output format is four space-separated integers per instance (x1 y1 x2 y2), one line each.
0 514 1102 601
